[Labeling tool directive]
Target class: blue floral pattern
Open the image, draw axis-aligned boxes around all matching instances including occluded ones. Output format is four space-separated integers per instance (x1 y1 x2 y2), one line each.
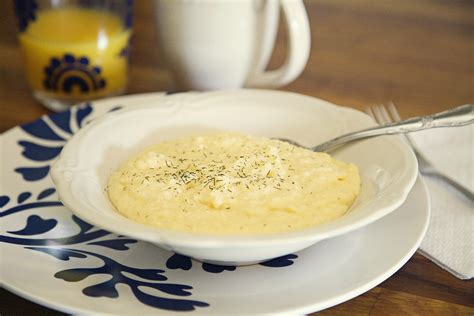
13 0 38 32
166 253 297 273
124 0 134 29
119 36 133 59
15 102 93 181
0 191 209 311
1 101 299 312
34 248 210 311
43 54 106 93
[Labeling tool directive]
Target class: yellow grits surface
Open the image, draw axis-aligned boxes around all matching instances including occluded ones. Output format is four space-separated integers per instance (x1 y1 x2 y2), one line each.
107 133 361 234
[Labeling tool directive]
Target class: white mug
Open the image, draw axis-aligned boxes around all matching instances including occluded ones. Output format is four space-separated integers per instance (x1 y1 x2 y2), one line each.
153 0 310 90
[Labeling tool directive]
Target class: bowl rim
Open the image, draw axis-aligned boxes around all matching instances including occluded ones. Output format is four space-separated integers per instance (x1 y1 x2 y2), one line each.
51 89 418 248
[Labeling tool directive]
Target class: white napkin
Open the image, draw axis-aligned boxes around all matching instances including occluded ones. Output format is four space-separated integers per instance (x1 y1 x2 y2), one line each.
410 124 473 279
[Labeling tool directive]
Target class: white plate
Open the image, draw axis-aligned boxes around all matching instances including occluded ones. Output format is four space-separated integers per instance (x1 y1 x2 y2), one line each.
51 90 417 264
0 92 430 314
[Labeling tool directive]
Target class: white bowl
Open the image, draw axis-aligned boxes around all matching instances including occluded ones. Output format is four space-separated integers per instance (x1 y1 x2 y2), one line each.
51 90 418 265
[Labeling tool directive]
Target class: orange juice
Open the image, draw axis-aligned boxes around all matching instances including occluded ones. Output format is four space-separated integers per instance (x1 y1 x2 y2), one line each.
19 8 131 102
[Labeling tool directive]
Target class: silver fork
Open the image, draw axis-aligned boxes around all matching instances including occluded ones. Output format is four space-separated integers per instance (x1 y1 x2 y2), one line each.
276 104 473 152
366 103 473 201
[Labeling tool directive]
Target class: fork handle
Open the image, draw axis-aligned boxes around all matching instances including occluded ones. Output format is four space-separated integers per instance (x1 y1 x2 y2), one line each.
312 104 473 152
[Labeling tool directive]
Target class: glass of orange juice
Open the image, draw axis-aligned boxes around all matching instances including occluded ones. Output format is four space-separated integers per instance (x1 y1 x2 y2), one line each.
14 0 133 112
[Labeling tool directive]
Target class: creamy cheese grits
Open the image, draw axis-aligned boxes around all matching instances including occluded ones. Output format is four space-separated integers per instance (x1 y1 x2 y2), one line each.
107 133 361 234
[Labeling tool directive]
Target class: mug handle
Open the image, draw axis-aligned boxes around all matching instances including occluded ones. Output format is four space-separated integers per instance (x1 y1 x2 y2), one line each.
245 0 310 88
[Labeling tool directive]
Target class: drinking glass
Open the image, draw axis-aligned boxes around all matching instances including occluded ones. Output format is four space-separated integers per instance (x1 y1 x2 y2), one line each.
14 0 133 112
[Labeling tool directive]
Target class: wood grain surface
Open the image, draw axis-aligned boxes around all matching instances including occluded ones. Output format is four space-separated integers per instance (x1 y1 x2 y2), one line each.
1 0 473 315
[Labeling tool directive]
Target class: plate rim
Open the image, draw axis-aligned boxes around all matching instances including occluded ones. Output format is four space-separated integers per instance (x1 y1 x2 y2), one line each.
1 91 429 314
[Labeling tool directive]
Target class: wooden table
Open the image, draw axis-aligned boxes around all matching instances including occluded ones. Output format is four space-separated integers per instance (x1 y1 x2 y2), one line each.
1 0 473 314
